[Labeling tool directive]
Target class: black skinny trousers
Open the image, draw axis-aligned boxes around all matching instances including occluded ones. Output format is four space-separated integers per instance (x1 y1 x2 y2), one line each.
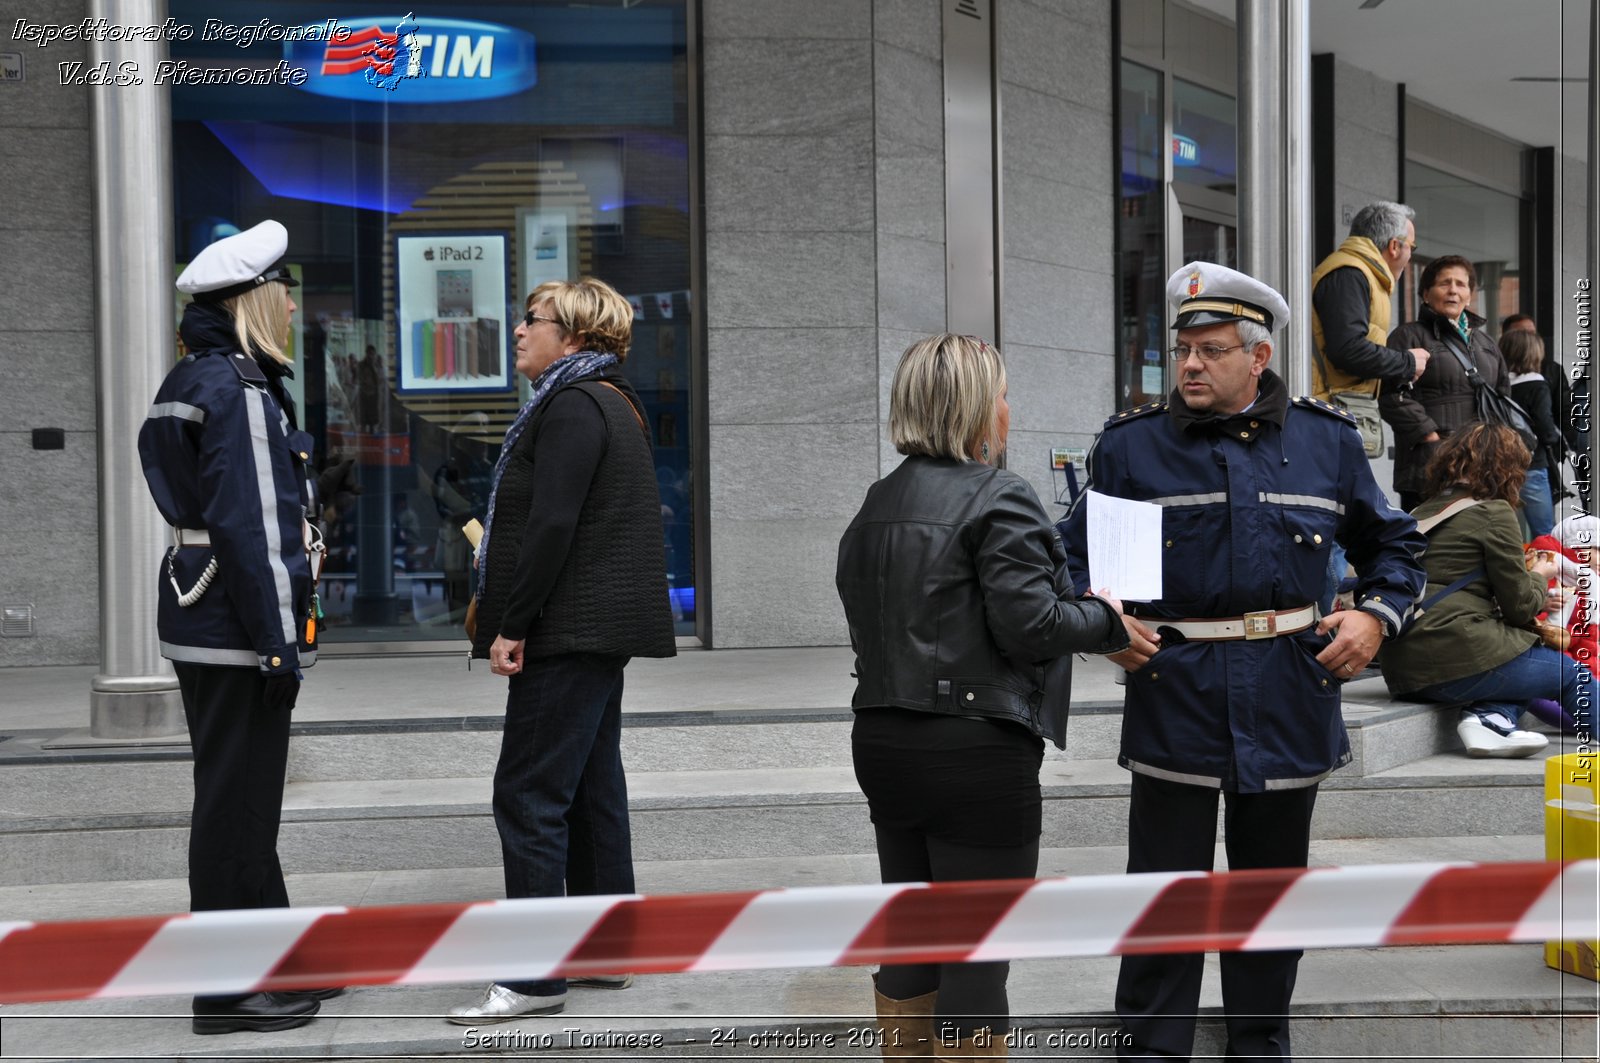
175 663 292 914
872 825 1040 1041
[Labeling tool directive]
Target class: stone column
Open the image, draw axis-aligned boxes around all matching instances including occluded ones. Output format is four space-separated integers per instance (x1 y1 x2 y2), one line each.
1239 0 1313 394
87 0 185 738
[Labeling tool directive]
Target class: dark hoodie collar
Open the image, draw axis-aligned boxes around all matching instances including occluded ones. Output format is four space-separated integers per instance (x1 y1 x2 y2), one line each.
1167 366 1288 442
178 299 294 381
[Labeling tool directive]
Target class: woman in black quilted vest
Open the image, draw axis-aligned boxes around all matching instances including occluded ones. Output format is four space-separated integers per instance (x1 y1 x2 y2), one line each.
450 277 676 1025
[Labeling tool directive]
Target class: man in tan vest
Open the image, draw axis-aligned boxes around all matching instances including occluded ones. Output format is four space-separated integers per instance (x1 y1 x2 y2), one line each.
1310 202 1429 617
1310 201 1431 442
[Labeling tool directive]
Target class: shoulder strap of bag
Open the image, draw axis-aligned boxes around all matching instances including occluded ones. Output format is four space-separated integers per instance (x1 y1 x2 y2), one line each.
1415 567 1488 615
1409 496 1487 617
597 379 650 439
1412 495 1482 535
1439 329 1483 384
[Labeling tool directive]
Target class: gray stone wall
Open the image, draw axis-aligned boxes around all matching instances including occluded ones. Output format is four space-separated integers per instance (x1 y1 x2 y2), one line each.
999 0 1115 511
873 0 945 479
701 0 880 647
1328 59 1401 499
0 0 97 668
1331 59 1400 230
701 0 1115 647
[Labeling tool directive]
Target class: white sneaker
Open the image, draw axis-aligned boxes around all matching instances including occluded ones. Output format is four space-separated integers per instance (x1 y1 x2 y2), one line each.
1456 714 1548 759
446 984 566 1025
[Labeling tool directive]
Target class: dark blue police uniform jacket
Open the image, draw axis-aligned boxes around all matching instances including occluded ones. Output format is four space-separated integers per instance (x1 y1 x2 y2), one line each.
138 302 317 676
1059 369 1425 792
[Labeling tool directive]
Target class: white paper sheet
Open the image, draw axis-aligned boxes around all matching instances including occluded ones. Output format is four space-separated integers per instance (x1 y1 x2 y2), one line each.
1086 490 1164 601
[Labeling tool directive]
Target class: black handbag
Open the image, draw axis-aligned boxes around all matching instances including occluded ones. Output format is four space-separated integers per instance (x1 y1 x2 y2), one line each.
1441 333 1538 453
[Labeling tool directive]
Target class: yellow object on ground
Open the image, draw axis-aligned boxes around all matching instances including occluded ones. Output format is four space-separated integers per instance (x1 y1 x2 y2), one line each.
1545 752 1600 980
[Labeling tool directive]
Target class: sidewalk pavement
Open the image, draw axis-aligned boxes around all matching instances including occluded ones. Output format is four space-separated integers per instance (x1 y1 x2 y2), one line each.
4 644 1407 733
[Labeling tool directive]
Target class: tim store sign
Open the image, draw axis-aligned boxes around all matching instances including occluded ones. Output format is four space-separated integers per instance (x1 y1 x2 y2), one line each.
285 14 537 102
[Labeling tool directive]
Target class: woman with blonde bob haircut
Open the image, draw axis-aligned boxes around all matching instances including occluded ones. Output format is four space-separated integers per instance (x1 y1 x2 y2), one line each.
890 333 1007 461
838 334 1130 1059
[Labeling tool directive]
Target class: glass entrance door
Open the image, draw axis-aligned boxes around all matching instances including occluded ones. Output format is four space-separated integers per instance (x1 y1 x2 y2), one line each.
1180 209 1237 269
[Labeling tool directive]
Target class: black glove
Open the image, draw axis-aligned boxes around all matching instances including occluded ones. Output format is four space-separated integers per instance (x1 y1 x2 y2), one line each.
263 671 301 712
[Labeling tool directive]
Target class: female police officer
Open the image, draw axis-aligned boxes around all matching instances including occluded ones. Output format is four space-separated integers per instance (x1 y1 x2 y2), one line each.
138 220 326 1034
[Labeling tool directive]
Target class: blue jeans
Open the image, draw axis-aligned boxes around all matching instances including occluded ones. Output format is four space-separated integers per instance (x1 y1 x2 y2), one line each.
1409 643 1599 734
1521 467 1554 539
493 653 634 997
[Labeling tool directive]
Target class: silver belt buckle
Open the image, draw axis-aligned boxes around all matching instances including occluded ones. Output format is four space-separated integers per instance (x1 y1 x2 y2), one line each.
1242 609 1275 640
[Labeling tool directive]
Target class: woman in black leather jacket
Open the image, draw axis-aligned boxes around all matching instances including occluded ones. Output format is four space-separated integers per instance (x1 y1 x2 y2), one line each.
836 334 1130 1060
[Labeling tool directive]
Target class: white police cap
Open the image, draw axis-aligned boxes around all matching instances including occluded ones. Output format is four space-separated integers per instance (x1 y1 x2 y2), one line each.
1166 261 1289 334
176 220 298 303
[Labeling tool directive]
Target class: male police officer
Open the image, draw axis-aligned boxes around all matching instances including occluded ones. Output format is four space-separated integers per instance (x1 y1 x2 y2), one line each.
1060 263 1426 1061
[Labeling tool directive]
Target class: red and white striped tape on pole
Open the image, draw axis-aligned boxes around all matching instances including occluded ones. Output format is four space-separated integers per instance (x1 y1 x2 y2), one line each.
0 860 1594 1005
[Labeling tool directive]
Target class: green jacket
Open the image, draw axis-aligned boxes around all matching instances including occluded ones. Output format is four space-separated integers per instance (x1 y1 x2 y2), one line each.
1379 489 1543 694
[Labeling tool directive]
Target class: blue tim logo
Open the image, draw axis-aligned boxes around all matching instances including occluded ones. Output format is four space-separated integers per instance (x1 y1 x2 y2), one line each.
288 14 538 102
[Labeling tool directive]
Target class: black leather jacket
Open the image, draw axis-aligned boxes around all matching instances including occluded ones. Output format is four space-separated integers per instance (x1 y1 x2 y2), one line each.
836 456 1128 747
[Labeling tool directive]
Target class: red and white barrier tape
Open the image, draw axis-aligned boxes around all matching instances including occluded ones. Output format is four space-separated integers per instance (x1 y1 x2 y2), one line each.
0 860 1594 1005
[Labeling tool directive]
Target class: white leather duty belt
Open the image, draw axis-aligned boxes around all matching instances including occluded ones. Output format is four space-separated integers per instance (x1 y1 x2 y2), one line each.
1157 604 1318 642
172 527 211 548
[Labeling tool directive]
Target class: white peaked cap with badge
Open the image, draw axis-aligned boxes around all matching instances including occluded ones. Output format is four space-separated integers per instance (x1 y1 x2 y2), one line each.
1166 261 1290 334
176 219 299 303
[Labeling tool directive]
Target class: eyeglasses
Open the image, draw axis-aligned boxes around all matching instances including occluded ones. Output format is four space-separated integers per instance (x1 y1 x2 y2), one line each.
1168 343 1246 363
522 310 558 328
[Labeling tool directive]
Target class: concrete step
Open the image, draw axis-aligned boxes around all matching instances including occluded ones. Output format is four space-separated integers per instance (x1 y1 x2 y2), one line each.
1 839 1592 1063
0 677 1457 815
1 741 1579 887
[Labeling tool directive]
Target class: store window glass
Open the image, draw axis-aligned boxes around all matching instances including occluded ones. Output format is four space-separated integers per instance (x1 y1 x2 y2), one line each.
1117 61 1165 409
1401 160 1522 331
169 1 696 643
1172 78 1236 195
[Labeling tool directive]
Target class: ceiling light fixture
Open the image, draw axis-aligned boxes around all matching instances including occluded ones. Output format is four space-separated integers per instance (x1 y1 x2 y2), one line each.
1358 0 1387 9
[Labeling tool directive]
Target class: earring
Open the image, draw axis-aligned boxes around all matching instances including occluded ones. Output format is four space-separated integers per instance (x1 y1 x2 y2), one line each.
981 441 990 462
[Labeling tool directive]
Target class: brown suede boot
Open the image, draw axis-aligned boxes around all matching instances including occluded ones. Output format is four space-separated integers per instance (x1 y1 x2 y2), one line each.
934 1026 1009 1060
872 974 936 1058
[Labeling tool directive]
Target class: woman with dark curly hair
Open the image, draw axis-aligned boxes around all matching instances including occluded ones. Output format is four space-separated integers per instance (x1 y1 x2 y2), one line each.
1379 423 1597 756
1380 255 1516 511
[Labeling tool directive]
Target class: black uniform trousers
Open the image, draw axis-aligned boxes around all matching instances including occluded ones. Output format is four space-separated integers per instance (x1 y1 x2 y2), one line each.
1115 772 1318 1062
175 663 292 914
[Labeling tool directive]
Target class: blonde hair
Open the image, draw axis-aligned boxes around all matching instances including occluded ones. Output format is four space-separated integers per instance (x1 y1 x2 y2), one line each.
223 282 291 365
889 334 1006 461
527 276 634 361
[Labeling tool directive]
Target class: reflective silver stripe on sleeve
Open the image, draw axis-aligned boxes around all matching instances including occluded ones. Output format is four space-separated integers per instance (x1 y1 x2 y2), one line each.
1145 492 1229 508
1120 758 1223 788
1261 492 1346 515
148 401 206 423
1360 598 1403 635
245 390 299 648
160 641 261 667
